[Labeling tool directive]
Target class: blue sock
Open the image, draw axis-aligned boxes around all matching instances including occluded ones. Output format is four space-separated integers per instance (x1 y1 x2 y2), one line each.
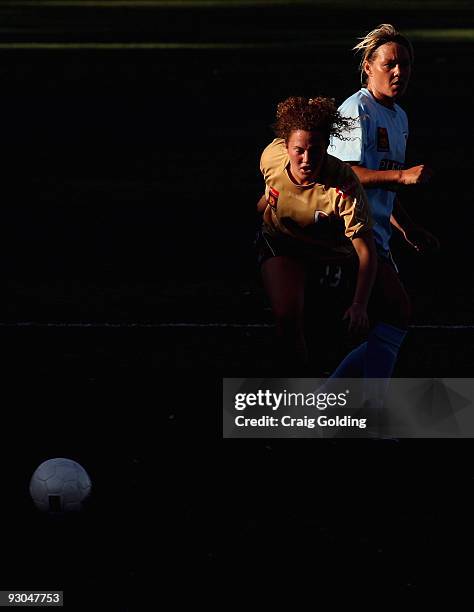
364 322 407 379
329 323 406 380
329 342 367 378
324 323 406 416
363 323 407 421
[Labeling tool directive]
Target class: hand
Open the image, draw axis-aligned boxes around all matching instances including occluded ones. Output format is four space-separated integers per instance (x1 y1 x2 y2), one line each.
400 165 434 185
343 302 369 334
403 225 440 254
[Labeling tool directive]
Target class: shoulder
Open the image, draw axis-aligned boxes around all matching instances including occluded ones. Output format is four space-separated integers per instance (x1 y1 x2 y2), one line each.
394 103 409 125
324 155 360 192
339 89 372 115
338 90 373 134
325 153 347 177
260 138 287 172
324 156 370 231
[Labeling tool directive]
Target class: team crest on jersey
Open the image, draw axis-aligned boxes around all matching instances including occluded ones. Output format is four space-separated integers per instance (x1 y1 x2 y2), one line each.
267 187 279 210
335 177 357 199
377 127 390 152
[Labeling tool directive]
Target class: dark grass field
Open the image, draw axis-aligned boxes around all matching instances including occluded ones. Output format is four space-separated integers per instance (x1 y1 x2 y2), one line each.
0 1 473 608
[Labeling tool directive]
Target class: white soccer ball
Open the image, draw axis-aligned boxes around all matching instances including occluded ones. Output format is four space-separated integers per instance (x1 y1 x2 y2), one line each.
29 458 92 513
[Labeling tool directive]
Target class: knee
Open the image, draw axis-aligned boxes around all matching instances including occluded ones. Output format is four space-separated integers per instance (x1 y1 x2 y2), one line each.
383 293 412 329
372 265 412 329
272 305 304 335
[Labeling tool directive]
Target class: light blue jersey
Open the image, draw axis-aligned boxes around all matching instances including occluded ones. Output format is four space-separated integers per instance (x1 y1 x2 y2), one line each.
328 88 408 256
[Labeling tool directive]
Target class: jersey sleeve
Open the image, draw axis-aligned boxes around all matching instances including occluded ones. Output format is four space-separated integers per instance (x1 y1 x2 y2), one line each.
328 96 367 164
260 138 286 180
335 166 373 239
260 139 288 208
259 147 269 178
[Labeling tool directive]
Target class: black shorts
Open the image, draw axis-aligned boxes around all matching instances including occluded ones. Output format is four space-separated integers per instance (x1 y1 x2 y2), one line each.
255 227 411 328
255 227 354 268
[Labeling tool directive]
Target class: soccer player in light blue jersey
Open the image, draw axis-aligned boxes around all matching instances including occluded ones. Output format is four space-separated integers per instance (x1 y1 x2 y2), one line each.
328 24 439 392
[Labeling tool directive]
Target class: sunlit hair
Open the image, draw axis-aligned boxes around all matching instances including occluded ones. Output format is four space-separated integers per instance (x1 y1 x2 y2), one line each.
273 96 354 142
353 24 414 85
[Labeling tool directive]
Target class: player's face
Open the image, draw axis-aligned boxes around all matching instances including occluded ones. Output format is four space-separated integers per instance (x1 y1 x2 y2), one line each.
286 129 327 185
364 42 411 107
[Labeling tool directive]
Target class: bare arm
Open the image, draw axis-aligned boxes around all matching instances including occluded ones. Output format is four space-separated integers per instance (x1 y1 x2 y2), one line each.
343 231 377 332
390 197 416 234
257 194 267 214
349 163 433 189
391 197 440 253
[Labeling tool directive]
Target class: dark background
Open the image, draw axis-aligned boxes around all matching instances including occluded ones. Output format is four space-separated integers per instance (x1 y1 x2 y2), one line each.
0 2 472 375
0 1 473 608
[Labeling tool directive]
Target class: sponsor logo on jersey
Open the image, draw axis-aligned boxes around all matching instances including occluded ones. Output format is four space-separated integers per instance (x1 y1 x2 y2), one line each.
379 159 404 171
267 187 279 210
377 127 390 152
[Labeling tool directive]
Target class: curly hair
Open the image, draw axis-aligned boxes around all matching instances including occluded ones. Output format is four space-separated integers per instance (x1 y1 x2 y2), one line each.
273 96 354 142
353 24 414 85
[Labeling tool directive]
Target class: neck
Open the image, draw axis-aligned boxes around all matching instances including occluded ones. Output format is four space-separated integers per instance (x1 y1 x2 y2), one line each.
366 86 394 109
288 165 313 185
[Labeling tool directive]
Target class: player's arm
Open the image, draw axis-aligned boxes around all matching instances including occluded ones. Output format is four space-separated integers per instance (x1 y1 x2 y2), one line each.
330 108 432 188
390 197 416 234
391 197 440 253
344 231 377 333
348 162 433 189
257 194 267 214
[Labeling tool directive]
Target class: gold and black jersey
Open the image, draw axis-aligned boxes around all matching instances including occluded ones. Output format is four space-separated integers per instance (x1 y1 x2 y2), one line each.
260 138 372 254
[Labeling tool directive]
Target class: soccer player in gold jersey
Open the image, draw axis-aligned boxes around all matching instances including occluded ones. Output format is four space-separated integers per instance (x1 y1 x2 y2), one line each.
256 96 377 371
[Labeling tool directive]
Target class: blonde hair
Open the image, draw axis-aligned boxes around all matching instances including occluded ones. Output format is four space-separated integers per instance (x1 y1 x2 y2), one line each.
353 24 414 85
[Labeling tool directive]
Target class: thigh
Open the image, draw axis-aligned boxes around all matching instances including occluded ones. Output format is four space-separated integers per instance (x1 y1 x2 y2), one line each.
261 255 306 321
370 259 411 328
